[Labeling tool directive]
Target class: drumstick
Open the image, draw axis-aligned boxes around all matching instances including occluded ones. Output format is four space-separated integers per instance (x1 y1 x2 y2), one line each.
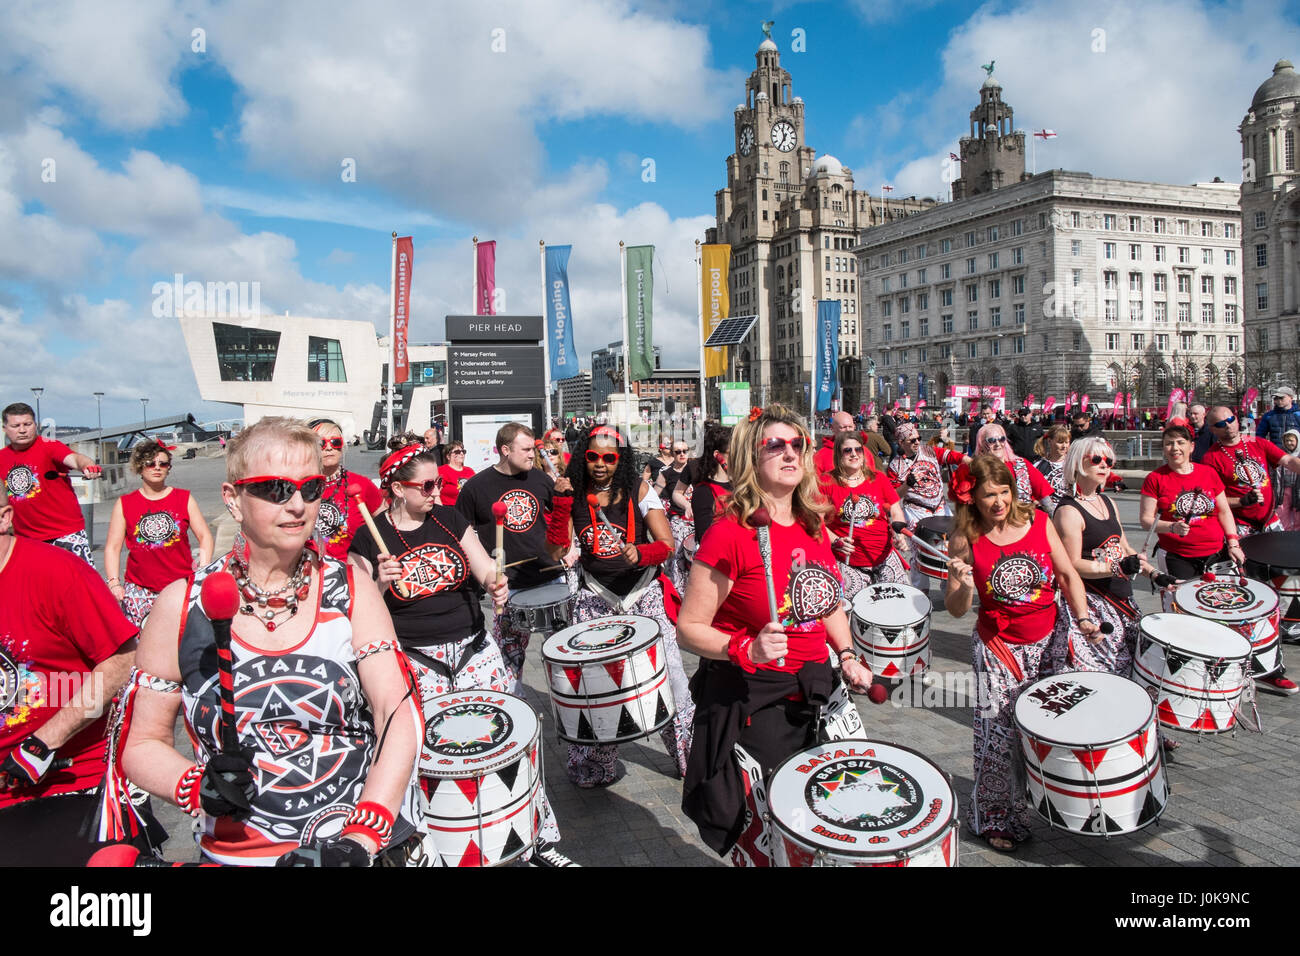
535 440 560 479
586 493 624 543
199 572 243 756
750 507 784 668
845 496 857 548
491 501 509 621
349 483 409 598
501 556 537 569
890 521 949 563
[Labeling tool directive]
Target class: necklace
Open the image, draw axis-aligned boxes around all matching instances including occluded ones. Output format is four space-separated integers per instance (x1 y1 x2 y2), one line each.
231 551 312 631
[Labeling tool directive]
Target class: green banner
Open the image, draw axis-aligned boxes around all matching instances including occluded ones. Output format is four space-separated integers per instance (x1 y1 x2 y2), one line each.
625 244 654 382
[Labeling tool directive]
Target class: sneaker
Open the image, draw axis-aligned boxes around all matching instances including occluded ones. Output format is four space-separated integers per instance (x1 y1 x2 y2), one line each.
528 842 579 868
1255 674 1300 696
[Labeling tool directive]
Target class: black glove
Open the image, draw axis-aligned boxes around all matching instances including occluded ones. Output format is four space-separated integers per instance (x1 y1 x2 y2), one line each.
1240 490 1260 507
905 472 918 487
1113 480 1128 493
1119 554 1143 575
275 838 373 868
200 749 257 821
0 735 55 789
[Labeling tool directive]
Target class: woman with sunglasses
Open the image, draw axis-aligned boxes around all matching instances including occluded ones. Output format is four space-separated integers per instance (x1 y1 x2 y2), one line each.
671 424 733 543
533 439 566 480
823 430 907 599
678 405 872 862
1139 424 1243 578
437 440 474 509
887 422 966 595
104 440 213 626
1032 424 1072 514
1053 437 1155 675
975 422 1054 509
308 419 383 561
945 455 1097 853
546 426 692 787
117 418 425 866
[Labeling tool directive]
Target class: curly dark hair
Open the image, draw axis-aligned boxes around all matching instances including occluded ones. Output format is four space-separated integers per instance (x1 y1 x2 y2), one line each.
698 424 732 483
130 441 172 475
564 424 640 509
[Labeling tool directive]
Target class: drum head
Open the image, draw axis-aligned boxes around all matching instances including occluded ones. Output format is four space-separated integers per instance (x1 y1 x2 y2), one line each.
1014 671 1152 747
916 515 953 537
542 615 660 664
1240 530 1300 570
768 740 955 858
1139 613 1253 661
510 581 571 608
1172 577 1277 621
851 583 929 627
420 691 539 778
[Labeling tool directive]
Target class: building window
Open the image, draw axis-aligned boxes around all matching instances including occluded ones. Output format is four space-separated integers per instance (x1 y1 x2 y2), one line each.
966 231 976 247
1224 304 1237 324
1178 303 1190 323
1201 303 1214 324
1201 221 1213 237
1178 247 1190 264
1011 219 1023 236
1104 271 1118 291
1202 248 1213 265
1129 273 1143 293
1129 216 1141 231
918 292 929 310
1181 332 1196 350
1224 223 1236 239
1177 274 1191 294
901 297 911 314
1131 333 1145 350
987 225 999 241
1227 334 1238 352
941 344 952 358
940 289 953 307
1105 333 1120 350
917 267 927 284
1257 243 1268 267
1255 212 1267 230
1130 302 1144 322
902 321 911 339
966 257 977 274
942 314 954 334
1103 215 1117 230
1154 301 1167 323
1103 242 1116 259
967 342 977 358
968 311 979 331
1156 334 1169 350
1070 211 1081 228
991 306 1002 327
1258 328 1269 350
213 322 281 382
989 279 1001 298
1154 245 1166 262
966 284 978 303
1014 303 1025 324
1012 275 1025 295
1012 247 1024 265
1257 282 1269 312
1071 240 1082 256
919 318 929 336
1153 218 1166 234
991 338 1002 357
1224 277 1237 295
988 252 999 269
308 336 348 383
940 263 951 280
940 239 952 253
1129 244 1142 260
1201 276 1214 295
1153 274 1167 292
1177 219 1190 235
1072 269 1082 287
1014 336 1025 353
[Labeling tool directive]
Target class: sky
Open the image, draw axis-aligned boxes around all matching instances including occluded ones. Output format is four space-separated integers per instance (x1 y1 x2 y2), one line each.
2 0 1300 428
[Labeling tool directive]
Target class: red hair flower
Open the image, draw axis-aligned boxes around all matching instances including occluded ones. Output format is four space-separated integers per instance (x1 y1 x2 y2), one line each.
748 406 763 422
949 461 975 505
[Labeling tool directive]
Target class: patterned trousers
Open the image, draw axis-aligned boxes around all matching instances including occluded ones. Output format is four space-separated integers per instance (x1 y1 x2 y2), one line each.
49 529 95 568
120 580 159 628
565 583 695 786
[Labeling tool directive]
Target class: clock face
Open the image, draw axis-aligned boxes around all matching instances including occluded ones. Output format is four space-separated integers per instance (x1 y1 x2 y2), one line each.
739 125 755 156
771 120 796 152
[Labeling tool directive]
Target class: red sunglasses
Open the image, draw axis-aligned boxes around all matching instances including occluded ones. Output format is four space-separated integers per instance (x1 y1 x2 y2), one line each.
234 474 327 504
761 436 806 455
586 451 620 465
319 437 344 450
397 478 442 497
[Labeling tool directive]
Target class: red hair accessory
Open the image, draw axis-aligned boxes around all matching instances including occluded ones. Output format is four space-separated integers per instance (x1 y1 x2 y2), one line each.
156 438 177 452
379 443 426 485
949 462 975 505
748 407 763 422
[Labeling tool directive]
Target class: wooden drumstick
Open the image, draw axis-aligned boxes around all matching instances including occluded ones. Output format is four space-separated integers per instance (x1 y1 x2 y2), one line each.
845 496 857 548
890 521 949 563
491 501 508 577
586 493 624 544
348 482 409 598
535 439 560 479
750 507 784 668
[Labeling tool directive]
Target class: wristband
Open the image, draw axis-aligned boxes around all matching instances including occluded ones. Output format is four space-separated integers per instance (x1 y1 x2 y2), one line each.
635 540 672 567
838 647 857 663
340 800 395 849
727 634 758 674
546 495 574 547
1226 534 1240 540
175 763 204 817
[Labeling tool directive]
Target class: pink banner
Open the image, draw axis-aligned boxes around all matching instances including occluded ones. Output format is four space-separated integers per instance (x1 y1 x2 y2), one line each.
1241 387 1259 413
1081 394 1090 413
1165 388 1185 421
392 236 413 385
1114 392 1125 415
916 399 928 410
866 401 876 416
1186 389 1196 405
1066 392 1078 412
1044 395 1056 415
1024 393 1036 408
476 240 496 315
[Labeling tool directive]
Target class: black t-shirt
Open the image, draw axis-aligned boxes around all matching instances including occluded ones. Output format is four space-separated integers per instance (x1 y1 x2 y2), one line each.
646 455 669 482
659 463 690 514
692 479 731 542
349 507 483 645
573 491 647 597
1055 496 1132 602
454 465 560 591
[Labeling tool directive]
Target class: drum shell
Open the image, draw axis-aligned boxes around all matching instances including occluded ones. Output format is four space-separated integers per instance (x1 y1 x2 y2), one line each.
1244 560 1300 639
771 817 958 867
913 519 950 581
507 582 572 633
849 587 932 680
677 534 697 576
1168 579 1281 678
1131 615 1252 734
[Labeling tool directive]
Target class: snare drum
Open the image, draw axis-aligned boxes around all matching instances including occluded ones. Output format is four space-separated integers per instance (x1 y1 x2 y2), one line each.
541 616 675 745
767 739 958 867
1168 576 1281 677
418 691 542 867
914 516 952 581
507 581 572 633
1131 613 1253 733
849 583 931 680
1014 671 1168 836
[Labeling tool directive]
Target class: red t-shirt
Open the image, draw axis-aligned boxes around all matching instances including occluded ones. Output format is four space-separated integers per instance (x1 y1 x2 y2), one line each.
0 538 138 809
0 438 85 540
313 471 382 562
820 472 899 567
693 513 843 673
1200 438 1286 526
1140 464 1226 558
121 487 194 592
971 510 1058 645
438 465 475 508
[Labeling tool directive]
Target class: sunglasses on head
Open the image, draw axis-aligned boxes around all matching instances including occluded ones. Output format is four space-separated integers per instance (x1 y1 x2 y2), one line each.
983 436 1008 446
586 450 619 465
762 436 807 454
1089 454 1115 467
235 474 327 504
397 478 442 497
146 459 172 470
1211 415 1236 428
319 437 344 450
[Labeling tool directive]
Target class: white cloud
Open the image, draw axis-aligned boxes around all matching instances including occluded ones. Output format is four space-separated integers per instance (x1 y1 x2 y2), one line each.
203 184 441 232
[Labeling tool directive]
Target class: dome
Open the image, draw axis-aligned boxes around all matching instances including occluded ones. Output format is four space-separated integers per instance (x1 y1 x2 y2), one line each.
759 37 778 52
735 104 745 112
792 95 803 104
982 74 1001 89
1252 59 1300 109
755 91 768 100
811 155 843 176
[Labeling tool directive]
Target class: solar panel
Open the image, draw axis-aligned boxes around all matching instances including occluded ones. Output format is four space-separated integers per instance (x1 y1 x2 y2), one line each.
705 314 759 348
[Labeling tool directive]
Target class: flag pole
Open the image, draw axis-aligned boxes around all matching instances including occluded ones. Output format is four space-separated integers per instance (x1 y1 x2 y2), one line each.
696 240 706 427
619 242 630 429
472 235 478 315
387 231 397 443
539 239 553 433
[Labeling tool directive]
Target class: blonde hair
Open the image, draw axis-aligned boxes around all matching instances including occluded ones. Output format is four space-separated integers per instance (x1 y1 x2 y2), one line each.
952 454 1035 544
724 404 828 536
1033 424 1071 459
226 417 321 482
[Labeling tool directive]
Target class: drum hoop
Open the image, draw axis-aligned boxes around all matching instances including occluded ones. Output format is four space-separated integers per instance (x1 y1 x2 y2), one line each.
1137 626 1253 662
419 713 541 779
771 809 958 862
853 612 930 631
1013 710 1156 750
508 583 572 608
542 617 662 664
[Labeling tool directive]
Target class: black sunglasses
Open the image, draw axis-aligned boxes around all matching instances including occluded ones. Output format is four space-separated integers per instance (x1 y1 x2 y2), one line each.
1089 455 1115 467
234 474 327 504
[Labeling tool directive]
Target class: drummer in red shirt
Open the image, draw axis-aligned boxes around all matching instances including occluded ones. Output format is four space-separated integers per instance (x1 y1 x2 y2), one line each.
813 410 875 475
308 419 382 561
822 430 907 601
945 455 1097 853
974 422 1054 509
437 441 474 508
1 402 102 566
678 404 872 863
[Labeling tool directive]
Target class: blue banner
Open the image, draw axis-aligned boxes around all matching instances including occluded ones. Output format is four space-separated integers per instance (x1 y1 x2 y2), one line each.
545 245 580 381
918 371 927 401
814 300 840 413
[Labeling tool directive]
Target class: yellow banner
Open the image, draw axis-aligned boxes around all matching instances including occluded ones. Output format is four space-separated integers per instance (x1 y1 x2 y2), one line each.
702 244 731 378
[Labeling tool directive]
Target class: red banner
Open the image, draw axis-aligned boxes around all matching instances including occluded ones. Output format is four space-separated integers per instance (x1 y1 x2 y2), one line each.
1081 393 1090 413
476 240 496 315
1164 387 1185 421
1024 393 1036 408
392 236 413 385
1242 387 1259 413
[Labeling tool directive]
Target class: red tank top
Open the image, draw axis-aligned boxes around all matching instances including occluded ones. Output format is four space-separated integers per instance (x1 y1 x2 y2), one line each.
971 509 1057 645
120 488 193 591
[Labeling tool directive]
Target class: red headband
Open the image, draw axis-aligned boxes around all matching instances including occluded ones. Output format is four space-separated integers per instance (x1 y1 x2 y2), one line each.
589 425 623 445
379 443 426 485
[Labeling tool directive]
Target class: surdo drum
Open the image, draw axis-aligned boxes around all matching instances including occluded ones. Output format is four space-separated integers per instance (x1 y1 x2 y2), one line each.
913 516 952 581
1131 613 1253 734
1242 530 1300 643
849 583 931 680
541 616 675 745
418 690 542 867
506 581 573 633
766 739 958 867
1167 576 1281 678
1014 671 1169 836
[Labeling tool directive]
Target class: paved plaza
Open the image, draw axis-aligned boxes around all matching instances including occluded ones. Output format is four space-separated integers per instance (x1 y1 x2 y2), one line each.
102 451 1300 867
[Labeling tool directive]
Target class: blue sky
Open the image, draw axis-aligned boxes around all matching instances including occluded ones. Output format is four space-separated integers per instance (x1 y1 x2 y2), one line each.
2 0 1300 426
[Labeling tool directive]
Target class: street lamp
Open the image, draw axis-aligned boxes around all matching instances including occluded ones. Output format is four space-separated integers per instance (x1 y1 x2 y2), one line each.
140 398 149 426
93 392 105 463
30 387 43 431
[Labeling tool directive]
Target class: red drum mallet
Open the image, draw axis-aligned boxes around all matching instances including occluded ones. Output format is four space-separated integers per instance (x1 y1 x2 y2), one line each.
586 493 624 546
349 482 409 598
199 572 243 758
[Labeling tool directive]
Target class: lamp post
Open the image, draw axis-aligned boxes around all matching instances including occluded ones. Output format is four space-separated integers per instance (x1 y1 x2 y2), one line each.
93 392 105 463
140 398 149 427
30 387 43 432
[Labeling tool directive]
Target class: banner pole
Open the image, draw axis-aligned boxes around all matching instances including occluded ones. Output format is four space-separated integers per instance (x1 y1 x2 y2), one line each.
539 240 553 433
472 236 478 316
387 231 396 443
696 240 706 428
620 242 630 428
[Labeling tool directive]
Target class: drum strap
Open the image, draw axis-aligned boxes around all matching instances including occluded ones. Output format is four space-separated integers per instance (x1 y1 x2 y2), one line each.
578 565 658 614
404 632 489 682
1084 583 1140 621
